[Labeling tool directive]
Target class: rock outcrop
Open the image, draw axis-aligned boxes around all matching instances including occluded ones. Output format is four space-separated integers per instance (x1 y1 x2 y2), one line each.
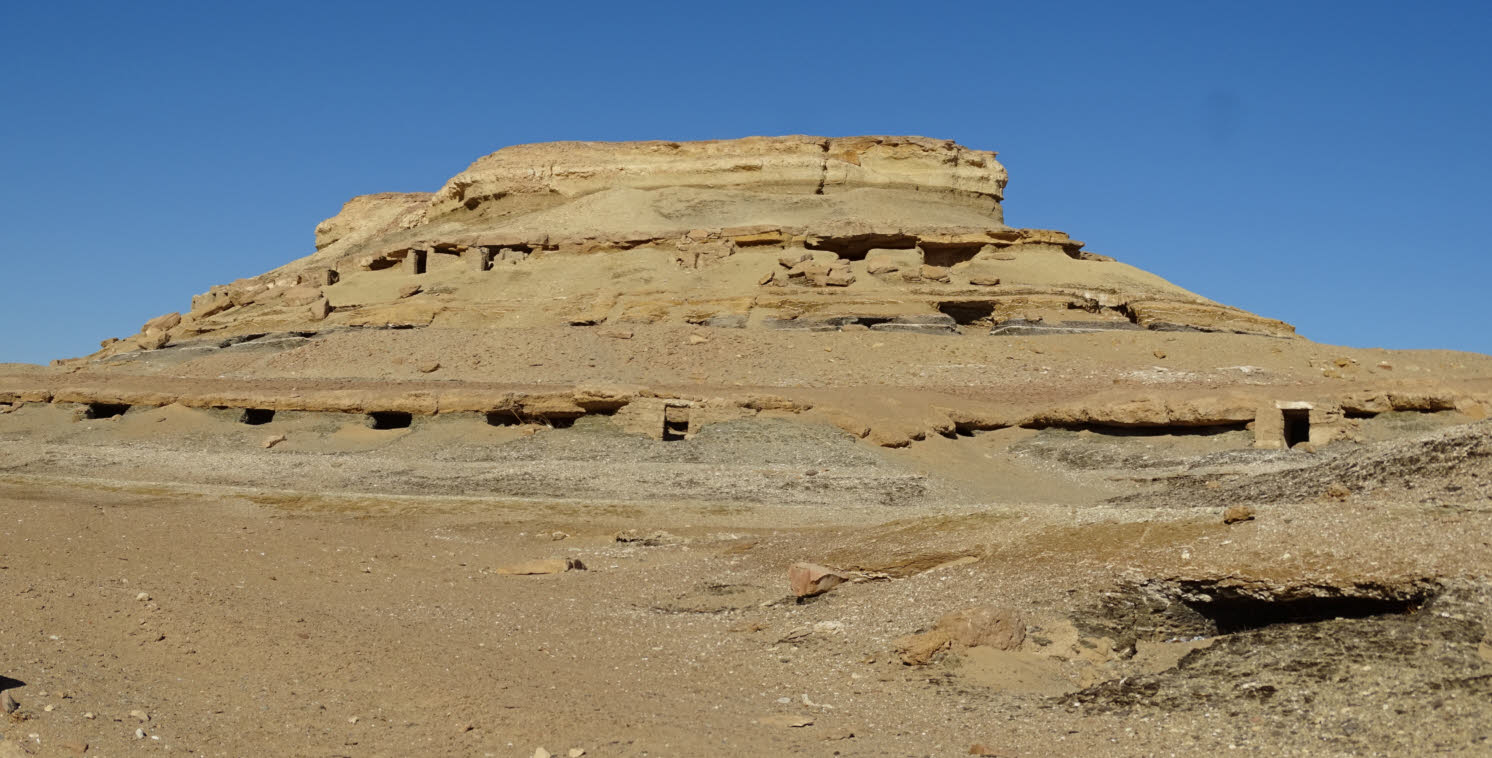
88 135 1294 356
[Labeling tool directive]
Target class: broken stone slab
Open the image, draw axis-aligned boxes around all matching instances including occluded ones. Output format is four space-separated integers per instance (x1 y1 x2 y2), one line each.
763 318 842 332
143 312 182 332
789 562 852 597
702 314 748 329
988 319 1140 336
868 314 958 335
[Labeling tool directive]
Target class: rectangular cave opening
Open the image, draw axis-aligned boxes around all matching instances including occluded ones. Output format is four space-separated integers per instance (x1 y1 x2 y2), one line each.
1282 409 1311 448
662 407 690 441
239 408 275 425
485 411 525 427
937 301 997 325
806 233 919 261
84 403 131 420
405 249 427 275
367 411 413 430
921 243 985 268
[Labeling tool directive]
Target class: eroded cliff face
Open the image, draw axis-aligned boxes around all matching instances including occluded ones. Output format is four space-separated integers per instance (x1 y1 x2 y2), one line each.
421 135 1008 225
98 135 1293 359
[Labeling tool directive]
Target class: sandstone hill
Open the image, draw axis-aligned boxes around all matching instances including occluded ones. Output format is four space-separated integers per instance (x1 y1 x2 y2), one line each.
2 136 1489 450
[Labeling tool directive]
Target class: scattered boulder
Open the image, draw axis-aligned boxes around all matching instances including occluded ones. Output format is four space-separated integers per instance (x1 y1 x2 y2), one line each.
936 605 1026 650
398 284 422 299
896 605 1027 665
308 298 332 321
137 331 170 350
1222 505 1256 524
143 312 182 332
789 562 849 598
920 265 952 283
968 275 1000 286
824 270 856 287
865 248 921 275
615 529 683 546
895 628 952 665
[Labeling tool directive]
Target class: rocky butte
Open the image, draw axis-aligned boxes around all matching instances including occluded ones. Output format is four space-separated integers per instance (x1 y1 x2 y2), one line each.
2 136 1491 756
3 136 1485 449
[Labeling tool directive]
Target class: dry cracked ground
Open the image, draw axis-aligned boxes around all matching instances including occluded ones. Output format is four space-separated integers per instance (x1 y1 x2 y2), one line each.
2 406 1492 757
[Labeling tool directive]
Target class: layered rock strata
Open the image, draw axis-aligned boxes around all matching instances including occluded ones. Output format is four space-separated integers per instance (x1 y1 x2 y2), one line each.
96 136 1292 358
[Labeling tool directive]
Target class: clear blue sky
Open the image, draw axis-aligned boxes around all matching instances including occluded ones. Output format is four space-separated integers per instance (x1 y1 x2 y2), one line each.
3 1 1489 364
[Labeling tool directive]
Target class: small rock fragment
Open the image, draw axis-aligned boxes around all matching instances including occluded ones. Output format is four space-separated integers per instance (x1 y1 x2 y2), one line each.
534 749 552 758
568 750 586 758
129 709 150 722
61 739 89 755
969 744 1001 756
2 691 17 713
418 360 441 374
615 529 682 546
759 714 815 728
688 333 709 345
398 283 422 299
262 434 287 449
136 591 151 601
1222 505 1256 524
968 275 1001 286
496 558 585 575
134 728 147 739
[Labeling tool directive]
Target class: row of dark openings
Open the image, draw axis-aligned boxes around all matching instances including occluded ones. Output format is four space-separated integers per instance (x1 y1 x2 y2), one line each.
83 404 693 440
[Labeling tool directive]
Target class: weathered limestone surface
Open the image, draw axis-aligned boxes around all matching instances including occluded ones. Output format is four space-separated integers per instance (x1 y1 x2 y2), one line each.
81 136 1306 359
